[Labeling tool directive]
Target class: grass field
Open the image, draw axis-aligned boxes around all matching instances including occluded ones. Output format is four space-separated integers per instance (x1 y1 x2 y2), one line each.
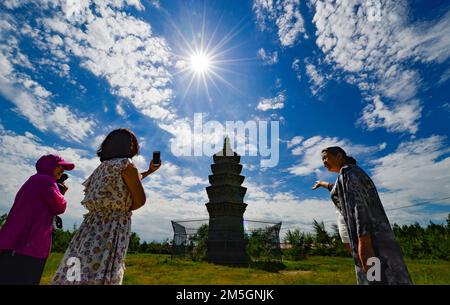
40 253 450 285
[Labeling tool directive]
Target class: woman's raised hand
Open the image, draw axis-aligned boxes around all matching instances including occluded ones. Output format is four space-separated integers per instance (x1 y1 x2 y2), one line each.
312 180 327 190
148 160 161 174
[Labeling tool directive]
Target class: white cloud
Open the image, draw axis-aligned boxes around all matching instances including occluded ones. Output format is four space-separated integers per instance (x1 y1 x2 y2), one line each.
0 11 95 143
304 58 327 95
257 48 278 65
116 103 126 117
287 136 303 148
367 136 450 226
253 0 306 47
309 0 450 134
397 9 450 64
46 4 175 121
441 102 450 113
359 96 422 134
370 135 450 207
256 91 286 111
439 67 450 85
291 57 301 81
1 1 189 140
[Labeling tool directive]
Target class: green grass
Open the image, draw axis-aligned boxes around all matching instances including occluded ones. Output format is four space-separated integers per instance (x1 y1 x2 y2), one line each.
41 253 450 285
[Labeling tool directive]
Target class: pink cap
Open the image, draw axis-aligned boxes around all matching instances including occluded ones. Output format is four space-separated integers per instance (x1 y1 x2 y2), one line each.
58 160 75 170
36 154 75 175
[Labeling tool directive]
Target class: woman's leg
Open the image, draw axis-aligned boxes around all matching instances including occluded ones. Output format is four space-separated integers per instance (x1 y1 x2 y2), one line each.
0 251 47 285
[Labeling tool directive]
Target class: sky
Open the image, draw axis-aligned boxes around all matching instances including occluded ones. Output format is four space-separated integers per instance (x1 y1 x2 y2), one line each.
0 0 449 242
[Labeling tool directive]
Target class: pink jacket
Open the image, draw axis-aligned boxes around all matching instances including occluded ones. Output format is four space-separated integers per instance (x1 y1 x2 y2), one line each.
0 156 67 259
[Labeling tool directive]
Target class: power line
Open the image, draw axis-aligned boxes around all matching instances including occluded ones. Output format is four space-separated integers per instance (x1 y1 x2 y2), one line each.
385 196 450 211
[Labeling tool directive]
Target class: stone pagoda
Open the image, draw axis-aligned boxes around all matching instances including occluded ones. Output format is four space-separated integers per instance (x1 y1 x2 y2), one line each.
205 137 248 265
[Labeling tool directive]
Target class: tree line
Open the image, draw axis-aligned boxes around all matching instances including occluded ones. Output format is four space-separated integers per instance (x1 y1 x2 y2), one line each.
283 214 450 261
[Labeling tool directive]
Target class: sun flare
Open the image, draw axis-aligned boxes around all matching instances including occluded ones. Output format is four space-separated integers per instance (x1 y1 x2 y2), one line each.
190 52 211 73
171 13 249 100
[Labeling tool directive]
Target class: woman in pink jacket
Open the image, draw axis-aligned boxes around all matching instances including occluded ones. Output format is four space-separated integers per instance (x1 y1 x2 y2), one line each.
0 154 74 285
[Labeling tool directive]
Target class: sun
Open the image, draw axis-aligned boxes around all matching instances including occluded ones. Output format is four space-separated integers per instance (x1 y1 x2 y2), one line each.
189 51 211 74
169 8 250 100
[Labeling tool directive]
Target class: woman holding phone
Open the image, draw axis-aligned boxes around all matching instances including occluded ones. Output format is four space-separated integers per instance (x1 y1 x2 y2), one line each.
51 128 161 285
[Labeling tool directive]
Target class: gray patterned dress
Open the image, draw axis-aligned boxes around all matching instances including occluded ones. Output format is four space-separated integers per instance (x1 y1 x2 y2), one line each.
330 164 413 285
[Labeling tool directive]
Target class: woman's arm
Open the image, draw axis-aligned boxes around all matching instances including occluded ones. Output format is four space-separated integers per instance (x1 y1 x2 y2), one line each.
312 180 333 191
358 235 376 273
344 171 375 272
122 163 146 211
43 181 67 215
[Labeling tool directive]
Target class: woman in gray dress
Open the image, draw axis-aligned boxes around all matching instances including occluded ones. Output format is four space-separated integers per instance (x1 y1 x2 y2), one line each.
312 146 412 285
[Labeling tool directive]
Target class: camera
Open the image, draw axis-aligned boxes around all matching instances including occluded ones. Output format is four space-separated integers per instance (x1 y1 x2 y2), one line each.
56 173 68 194
53 173 68 232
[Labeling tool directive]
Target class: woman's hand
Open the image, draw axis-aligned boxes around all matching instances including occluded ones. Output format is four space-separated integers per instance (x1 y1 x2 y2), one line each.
312 180 329 190
59 183 69 195
140 160 162 180
148 160 161 174
358 235 376 273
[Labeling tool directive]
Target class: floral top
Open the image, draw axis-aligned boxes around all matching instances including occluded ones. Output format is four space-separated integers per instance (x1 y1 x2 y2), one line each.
81 158 133 213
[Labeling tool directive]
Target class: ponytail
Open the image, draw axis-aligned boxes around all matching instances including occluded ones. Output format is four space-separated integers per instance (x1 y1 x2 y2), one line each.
345 156 357 165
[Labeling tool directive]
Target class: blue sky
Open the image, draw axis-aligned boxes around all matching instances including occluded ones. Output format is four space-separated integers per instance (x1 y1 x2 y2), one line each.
1 0 449 241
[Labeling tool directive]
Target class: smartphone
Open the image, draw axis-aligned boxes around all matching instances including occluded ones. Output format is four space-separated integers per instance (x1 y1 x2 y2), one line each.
152 151 161 166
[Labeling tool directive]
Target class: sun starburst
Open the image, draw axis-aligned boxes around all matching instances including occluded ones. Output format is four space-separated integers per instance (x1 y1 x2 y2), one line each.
189 51 211 74
167 7 251 101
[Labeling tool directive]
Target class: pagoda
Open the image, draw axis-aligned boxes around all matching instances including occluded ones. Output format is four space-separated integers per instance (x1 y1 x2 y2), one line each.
205 137 248 265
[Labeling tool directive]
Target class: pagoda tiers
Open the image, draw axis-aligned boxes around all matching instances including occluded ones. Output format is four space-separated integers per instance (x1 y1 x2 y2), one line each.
205 137 248 265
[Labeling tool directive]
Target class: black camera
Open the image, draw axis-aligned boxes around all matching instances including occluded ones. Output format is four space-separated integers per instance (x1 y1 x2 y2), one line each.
57 173 69 194
53 173 68 232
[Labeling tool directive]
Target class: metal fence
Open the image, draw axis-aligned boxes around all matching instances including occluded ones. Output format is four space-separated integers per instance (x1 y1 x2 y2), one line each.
171 219 282 261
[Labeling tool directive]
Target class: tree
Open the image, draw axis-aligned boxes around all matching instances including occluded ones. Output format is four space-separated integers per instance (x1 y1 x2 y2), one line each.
51 228 76 252
312 219 333 255
127 232 141 253
447 213 450 232
283 229 312 260
189 224 208 261
247 228 282 262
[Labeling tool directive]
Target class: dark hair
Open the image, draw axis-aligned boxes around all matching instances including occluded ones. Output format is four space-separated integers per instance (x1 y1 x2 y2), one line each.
321 146 357 165
96 128 140 162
